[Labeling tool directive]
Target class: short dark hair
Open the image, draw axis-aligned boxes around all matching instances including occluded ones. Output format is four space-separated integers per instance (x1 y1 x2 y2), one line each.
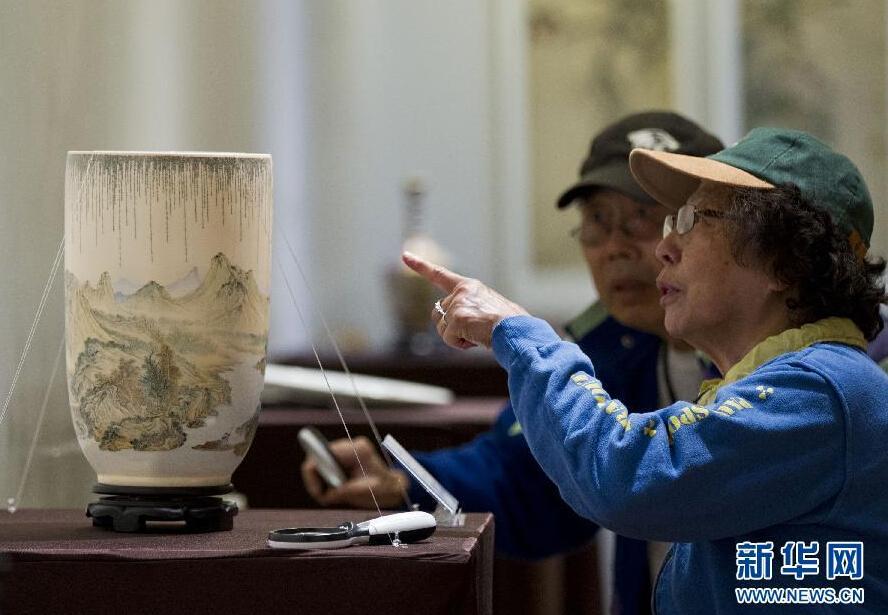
725 184 886 340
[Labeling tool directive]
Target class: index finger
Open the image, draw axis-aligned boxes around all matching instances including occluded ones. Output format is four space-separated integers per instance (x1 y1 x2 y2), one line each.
402 251 466 293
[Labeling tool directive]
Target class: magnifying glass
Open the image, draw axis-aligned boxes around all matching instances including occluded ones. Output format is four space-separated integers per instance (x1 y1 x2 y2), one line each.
267 511 436 550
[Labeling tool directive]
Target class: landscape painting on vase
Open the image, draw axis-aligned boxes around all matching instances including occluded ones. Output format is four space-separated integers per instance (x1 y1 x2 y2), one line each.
64 153 272 462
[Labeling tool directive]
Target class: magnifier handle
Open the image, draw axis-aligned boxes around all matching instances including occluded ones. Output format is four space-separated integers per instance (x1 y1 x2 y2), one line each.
358 511 435 535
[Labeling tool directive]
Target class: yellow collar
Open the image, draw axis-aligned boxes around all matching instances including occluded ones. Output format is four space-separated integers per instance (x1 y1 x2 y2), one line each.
697 317 866 405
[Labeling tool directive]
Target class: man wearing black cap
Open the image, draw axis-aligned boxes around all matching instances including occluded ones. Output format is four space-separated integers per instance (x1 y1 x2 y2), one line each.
556 112 724 349
304 111 724 614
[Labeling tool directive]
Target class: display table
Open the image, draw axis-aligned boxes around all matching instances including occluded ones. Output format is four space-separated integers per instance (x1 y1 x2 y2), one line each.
0 508 493 615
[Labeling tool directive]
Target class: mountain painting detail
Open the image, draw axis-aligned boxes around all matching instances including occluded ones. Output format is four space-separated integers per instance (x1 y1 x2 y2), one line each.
64 152 272 488
66 252 266 453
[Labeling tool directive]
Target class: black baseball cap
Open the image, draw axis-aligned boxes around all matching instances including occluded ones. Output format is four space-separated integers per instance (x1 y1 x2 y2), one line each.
556 111 724 208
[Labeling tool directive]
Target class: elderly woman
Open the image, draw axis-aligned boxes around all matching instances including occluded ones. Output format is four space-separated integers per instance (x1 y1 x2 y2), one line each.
404 128 888 613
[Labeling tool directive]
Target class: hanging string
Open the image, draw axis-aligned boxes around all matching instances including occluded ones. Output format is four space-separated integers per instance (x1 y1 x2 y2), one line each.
273 258 385 517
279 232 413 508
1 153 94 432
0 238 63 431
8 336 65 512
1 153 94 511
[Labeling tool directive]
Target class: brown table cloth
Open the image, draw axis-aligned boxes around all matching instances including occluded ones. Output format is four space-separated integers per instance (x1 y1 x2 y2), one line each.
0 508 493 615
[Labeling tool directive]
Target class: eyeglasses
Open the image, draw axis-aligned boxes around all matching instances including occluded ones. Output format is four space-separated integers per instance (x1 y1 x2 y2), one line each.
662 203 728 238
570 202 662 247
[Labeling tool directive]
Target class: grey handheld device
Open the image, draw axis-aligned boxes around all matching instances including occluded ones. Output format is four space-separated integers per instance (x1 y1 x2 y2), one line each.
298 426 347 488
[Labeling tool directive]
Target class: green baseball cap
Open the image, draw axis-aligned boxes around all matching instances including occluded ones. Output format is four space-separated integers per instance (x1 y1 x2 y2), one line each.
629 127 874 254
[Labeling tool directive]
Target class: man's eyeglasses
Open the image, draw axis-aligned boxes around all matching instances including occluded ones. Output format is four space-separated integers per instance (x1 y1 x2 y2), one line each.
570 202 662 247
662 203 727 238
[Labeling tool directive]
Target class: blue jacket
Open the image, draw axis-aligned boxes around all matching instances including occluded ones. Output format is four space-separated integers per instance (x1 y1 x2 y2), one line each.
492 315 888 614
410 304 664 558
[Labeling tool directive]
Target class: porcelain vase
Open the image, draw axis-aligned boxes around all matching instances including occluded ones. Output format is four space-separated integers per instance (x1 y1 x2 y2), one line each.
64 151 272 492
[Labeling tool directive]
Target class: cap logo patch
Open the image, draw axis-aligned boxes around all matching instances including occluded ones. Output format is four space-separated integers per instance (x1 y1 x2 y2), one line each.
627 128 680 152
